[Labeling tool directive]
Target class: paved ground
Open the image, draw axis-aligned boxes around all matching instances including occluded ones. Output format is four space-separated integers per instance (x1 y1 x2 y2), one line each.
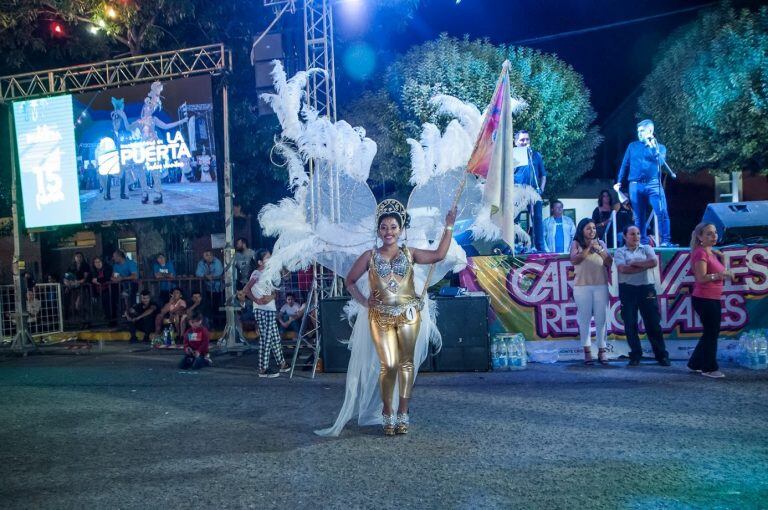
0 345 767 509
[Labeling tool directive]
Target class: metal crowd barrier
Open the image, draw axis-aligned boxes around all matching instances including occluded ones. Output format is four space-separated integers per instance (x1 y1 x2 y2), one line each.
1 283 64 342
55 272 315 333
61 277 226 330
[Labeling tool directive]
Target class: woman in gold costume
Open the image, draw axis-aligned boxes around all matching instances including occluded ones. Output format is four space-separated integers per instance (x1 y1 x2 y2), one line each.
340 199 456 436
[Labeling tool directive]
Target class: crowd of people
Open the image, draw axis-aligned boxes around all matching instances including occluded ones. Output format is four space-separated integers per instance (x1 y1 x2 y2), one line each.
18 237 306 373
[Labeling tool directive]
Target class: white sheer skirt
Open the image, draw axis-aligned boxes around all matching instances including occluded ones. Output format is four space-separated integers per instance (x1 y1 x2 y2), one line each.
314 275 440 437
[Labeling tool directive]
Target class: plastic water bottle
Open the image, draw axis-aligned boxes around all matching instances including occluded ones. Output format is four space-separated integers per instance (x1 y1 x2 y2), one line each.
506 336 519 370
743 333 759 369
498 337 509 371
163 325 172 346
505 337 517 369
491 338 502 370
757 336 768 370
516 334 528 369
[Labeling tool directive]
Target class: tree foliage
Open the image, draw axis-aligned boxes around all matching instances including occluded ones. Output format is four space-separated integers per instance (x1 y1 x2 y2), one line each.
0 0 202 73
638 5 768 176
385 34 602 199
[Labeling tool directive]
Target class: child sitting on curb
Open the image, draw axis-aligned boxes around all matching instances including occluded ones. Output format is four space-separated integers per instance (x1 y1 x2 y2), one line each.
179 311 211 370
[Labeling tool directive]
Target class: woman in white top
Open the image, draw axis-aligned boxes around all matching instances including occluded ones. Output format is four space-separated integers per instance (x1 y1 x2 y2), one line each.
570 218 613 365
244 249 290 378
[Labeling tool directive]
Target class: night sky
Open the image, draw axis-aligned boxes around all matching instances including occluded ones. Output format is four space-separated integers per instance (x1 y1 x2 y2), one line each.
332 0 751 122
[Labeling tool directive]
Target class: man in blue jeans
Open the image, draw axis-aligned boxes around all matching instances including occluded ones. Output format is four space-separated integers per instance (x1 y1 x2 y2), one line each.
614 119 675 247
513 130 546 252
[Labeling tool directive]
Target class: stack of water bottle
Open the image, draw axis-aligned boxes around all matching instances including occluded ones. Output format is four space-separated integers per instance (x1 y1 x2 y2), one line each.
491 333 527 371
738 329 768 370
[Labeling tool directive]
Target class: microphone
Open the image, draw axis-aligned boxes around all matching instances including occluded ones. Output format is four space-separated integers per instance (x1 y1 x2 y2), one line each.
651 138 677 179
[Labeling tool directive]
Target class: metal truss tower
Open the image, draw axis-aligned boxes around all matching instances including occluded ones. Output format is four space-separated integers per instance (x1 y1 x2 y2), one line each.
260 0 339 376
303 0 337 122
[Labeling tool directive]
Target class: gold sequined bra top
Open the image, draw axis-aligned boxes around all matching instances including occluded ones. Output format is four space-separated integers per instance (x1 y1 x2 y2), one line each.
369 247 421 317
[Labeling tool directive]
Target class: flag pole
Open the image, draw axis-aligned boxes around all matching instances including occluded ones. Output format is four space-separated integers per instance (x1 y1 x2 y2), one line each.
421 60 512 300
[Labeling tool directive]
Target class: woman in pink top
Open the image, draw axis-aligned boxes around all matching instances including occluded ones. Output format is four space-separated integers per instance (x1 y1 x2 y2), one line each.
688 223 732 378
570 218 613 365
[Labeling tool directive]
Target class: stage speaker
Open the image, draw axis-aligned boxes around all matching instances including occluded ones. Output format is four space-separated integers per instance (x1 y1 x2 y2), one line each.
255 60 282 88
251 33 284 61
319 297 353 373
319 297 434 373
432 296 490 372
701 201 768 244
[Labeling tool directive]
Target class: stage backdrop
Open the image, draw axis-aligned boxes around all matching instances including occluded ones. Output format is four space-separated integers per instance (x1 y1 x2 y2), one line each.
459 246 768 360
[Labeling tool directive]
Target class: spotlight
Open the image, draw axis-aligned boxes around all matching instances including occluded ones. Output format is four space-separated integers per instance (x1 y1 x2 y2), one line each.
89 25 99 34
51 22 64 35
106 6 117 19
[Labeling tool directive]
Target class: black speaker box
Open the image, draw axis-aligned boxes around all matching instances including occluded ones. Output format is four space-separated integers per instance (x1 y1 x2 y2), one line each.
319 297 434 373
702 201 768 244
432 296 490 372
251 33 284 61
319 297 354 373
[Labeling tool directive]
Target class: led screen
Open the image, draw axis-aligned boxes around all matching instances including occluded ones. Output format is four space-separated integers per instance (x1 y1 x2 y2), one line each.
12 74 220 228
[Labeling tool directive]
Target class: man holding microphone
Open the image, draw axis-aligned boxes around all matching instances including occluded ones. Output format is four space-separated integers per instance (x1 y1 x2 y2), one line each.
614 119 675 247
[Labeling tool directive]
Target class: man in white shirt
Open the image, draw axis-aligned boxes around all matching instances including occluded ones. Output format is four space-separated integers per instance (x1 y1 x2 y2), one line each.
278 292 304 335
542 200 577 253
614 225 670 367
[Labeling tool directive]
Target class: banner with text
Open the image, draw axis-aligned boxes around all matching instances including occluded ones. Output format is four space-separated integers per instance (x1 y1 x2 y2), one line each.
459 247 768 358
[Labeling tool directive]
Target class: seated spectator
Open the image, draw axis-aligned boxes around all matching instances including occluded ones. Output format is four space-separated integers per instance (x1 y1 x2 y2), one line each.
154 287 187 338
543 199 577 254
278 292 304 335
179 311 212 370
152 253 176 304
182 290 211 332
26 289 42 327
125 290 158 343
234 289 256 331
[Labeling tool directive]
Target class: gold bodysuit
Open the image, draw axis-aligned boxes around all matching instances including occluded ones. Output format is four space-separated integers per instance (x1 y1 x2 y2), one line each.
368 246 422 409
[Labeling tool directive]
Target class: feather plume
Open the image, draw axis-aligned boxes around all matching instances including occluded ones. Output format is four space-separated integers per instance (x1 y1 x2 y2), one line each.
407 138 427 185
470 204 502 241
429 94 482 137
272 141 308 190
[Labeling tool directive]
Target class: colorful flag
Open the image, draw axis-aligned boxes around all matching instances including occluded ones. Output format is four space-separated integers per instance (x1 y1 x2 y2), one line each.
466 61 519 247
